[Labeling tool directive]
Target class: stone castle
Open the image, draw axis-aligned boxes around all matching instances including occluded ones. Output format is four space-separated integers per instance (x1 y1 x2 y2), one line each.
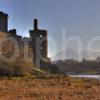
0 11 51 68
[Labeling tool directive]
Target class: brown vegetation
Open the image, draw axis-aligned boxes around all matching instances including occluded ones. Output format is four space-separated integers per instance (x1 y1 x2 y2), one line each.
0 76 99 100
0 57 34 77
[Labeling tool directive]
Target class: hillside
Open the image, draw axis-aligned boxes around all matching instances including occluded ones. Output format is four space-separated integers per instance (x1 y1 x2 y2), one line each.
53 60 100 75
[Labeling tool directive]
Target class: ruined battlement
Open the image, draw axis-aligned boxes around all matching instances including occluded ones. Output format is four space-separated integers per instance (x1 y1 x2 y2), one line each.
0 11 8 17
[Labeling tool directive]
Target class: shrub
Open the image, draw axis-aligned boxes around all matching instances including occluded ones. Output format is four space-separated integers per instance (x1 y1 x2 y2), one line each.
0 57 34 77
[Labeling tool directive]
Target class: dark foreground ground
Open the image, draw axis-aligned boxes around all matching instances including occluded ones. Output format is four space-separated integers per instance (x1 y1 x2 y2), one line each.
0 76 99 100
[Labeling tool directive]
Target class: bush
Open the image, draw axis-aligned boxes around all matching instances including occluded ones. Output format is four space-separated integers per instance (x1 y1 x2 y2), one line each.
0 58 34 77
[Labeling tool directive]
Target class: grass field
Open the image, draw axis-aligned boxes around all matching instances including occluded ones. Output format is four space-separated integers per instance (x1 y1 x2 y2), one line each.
0 76 99 100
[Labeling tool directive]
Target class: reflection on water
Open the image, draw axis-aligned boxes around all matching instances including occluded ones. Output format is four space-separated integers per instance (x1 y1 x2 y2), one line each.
69 75 100 80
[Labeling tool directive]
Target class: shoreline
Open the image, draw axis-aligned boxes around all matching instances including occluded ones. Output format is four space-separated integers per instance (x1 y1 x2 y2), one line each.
69 75 100 80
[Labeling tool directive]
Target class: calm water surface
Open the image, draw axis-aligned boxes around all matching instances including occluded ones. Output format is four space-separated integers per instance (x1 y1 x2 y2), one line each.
69 75 100 80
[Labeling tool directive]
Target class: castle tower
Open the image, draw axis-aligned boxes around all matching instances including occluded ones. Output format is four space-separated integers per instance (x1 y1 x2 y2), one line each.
0 11 8 32
30 19 48 68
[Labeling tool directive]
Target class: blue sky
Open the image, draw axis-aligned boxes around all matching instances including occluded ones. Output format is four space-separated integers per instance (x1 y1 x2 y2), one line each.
0 0 100 58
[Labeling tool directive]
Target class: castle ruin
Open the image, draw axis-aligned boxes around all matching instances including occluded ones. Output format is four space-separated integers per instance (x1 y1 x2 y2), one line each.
0 11 51 68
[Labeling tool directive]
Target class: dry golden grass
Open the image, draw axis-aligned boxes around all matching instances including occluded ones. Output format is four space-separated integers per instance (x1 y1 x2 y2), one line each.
0 76 99 100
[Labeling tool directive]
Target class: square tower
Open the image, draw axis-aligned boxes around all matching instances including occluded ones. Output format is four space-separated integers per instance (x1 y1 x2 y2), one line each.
0 11 8 32
30 19 50 68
